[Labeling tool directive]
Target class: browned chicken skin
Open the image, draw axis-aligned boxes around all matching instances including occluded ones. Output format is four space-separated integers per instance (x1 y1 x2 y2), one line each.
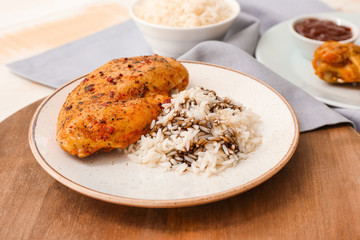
312 41 360 84
57 55 189 157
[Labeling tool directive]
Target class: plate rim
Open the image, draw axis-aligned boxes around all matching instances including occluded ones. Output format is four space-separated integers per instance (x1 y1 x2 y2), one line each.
28 60 300 208
255 12 360 109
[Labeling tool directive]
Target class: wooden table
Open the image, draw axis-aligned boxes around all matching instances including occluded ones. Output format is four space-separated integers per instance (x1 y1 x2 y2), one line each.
1 100 360 239
1 1 360 239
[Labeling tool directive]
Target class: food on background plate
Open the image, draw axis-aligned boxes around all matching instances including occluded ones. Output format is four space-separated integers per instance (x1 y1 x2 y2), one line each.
312 41 360 84
126 87 262 176
133 0 234 28
56 55 189 157
56 53 262 176
294 18 353 41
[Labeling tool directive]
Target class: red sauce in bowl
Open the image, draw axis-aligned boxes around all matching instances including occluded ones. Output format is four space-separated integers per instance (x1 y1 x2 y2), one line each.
294 18 352 41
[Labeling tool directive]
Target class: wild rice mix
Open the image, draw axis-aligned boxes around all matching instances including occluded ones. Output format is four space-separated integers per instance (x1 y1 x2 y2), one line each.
126 87 262 176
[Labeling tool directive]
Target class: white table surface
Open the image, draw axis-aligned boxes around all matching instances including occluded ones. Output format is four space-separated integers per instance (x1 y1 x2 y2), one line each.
0 0 358 122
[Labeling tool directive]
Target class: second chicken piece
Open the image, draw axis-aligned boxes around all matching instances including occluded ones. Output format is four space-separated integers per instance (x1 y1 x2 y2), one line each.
312 41 360 84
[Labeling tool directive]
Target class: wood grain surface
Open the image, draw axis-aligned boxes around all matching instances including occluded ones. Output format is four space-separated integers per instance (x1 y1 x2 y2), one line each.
1 100 359 239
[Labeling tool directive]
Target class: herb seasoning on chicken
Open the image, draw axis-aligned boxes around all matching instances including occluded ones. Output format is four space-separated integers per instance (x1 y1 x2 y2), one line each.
56 55 189 157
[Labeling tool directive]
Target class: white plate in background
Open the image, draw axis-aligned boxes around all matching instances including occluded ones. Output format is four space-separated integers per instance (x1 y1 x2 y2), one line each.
256 12 360 109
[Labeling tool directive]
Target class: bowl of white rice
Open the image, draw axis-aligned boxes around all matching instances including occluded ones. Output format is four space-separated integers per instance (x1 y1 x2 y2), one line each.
130 0 240 58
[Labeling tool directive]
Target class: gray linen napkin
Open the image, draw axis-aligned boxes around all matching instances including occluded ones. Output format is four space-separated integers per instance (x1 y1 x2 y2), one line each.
179 41 351 132
6 0 357 132
7 21 153 88
7 13 259 88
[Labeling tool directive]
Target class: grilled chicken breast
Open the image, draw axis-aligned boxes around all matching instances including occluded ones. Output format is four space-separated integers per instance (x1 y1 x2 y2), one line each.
313 41 360 84
57 55 189 157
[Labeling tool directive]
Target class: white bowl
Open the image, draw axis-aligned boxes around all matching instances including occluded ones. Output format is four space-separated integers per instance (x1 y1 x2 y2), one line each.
130 0 240 58
289 15 359 60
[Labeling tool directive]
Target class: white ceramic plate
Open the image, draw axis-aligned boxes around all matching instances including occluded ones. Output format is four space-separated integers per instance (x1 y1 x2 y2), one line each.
256 12 360 109
29 61 299 208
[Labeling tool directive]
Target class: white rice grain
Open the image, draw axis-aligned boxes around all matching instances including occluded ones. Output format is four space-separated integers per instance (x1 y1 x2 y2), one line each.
125 87 262 176
133 0 234 27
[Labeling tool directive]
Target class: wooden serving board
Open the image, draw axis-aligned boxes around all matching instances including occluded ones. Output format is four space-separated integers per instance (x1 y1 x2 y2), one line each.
0 100 360 239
